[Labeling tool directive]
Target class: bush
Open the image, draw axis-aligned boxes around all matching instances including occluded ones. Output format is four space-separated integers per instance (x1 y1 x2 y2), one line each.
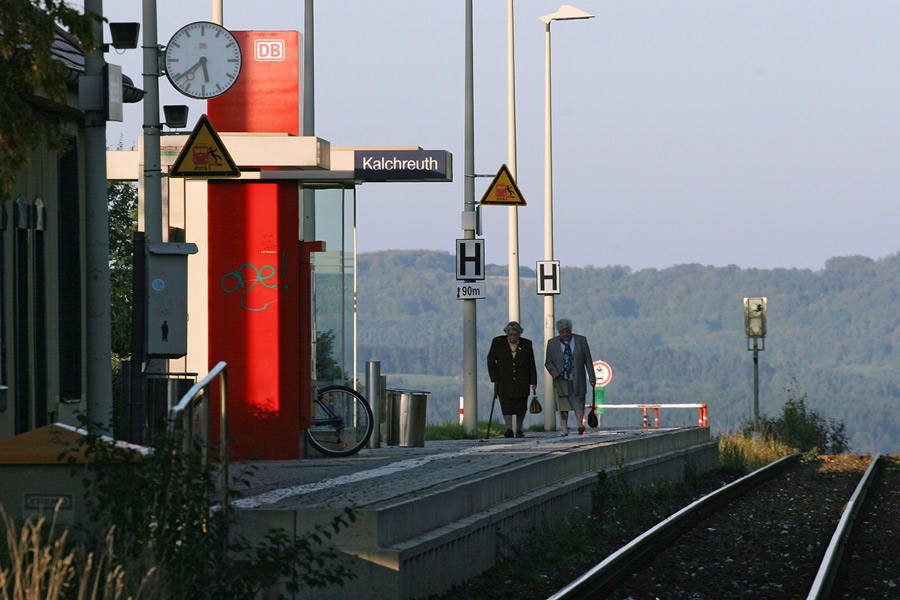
753 378 849 455
61 422 356 599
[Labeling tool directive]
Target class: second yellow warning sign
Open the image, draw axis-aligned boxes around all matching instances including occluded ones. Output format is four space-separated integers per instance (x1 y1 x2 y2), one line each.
479 164 526 206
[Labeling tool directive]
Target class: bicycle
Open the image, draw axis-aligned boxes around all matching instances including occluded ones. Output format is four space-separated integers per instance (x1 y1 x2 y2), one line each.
307 384 374 457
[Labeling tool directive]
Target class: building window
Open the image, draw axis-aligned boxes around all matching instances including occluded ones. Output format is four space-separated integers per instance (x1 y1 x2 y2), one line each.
0 202 7 412
33 198 47 426
14 194 31 433
57 142 82 403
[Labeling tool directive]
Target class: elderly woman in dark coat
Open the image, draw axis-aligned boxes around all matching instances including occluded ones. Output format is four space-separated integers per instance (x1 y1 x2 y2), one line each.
487 321 538 438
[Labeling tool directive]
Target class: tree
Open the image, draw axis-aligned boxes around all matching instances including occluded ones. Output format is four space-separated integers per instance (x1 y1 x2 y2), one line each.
108 180 137 358
316 329 344 384
0 1 98 193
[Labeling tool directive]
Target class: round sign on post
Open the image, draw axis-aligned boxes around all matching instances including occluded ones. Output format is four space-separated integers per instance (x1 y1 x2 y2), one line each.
593 360 612 387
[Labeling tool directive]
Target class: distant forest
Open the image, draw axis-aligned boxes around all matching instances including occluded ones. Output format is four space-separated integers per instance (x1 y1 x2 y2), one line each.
355 250 900 454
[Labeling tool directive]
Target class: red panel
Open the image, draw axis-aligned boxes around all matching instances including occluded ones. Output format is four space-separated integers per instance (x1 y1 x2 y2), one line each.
205 31 304 460
208 183 299 460
208 31 300 135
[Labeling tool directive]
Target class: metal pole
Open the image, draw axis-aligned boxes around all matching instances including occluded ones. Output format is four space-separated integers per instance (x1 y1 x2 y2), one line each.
542 21 556 431
301 0 316 240
366 361 381 448
753 340 759 428
211 0 222 25
142 0 162 244
462 0 478 435
84 0 113 432
507 0 520 323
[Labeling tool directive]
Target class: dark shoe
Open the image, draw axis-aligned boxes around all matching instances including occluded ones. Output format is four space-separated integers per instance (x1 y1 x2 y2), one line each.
504 429 514 438
515 430 524 438
578 426 586 435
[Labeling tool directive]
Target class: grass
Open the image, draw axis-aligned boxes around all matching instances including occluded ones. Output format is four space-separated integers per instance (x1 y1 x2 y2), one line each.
717 430 797 474
0 505 157 600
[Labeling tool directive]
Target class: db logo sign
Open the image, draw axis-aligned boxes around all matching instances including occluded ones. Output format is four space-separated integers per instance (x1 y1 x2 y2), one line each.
255 39 285 61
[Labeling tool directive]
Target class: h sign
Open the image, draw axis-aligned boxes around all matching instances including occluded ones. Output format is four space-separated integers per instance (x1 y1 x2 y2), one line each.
456 239 485 280
536 260 560 295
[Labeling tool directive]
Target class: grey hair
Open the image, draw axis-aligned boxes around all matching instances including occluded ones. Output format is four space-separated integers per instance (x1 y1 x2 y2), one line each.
503 321 524 334
556 318 573 332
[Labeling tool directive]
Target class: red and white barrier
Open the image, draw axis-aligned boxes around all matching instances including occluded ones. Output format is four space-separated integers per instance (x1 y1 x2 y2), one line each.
594 403 708 428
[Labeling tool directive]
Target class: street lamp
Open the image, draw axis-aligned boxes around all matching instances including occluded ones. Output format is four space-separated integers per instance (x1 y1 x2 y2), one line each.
539 5 593 431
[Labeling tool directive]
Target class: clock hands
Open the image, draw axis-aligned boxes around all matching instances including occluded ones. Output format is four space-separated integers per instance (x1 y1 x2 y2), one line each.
175 57 209 83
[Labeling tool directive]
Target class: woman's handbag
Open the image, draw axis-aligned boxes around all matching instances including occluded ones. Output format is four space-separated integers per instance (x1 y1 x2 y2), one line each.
587 405 599 428
529 393 542 414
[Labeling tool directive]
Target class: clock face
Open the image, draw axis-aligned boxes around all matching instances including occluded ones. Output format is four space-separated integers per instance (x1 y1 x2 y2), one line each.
165 22 242 99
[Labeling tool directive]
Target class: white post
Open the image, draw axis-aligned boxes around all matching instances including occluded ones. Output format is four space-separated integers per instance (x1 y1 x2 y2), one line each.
507 0 520 324
538 6 594 432
462 0 479 435
542 20 556 431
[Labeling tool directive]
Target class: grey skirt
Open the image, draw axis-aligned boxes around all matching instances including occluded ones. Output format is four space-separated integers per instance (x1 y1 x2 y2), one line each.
554 379 584 411
555 394 585 412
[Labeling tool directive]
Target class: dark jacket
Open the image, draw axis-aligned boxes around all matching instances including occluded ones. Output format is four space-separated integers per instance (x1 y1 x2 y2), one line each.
487 336 538 399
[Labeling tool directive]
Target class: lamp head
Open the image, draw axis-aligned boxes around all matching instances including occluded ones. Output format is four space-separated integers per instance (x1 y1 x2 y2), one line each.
539 4 594 24
108 22 140 50
163 105 190 130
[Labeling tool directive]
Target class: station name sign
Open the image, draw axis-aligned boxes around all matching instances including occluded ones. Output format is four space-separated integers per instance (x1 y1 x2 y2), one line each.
354 150 452 182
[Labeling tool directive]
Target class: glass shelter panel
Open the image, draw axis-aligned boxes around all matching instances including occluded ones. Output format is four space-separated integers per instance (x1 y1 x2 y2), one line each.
311 187 356 388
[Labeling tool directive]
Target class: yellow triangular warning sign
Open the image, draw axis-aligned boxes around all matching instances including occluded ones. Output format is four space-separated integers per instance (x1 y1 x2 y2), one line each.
479 164 526 206
170 114 240 178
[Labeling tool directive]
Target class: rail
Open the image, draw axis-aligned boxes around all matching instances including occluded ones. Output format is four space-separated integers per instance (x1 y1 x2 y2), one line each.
549 453 801 599
807 454 884 600
592 403 708 428
168 361 229 512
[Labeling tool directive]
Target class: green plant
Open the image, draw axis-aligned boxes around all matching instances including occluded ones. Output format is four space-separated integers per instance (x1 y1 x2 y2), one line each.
424 420 507 440
755 378 849 455
717 431 796 475
60 421 356 599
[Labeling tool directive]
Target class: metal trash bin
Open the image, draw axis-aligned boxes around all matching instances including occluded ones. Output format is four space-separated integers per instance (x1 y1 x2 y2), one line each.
385 389 429 447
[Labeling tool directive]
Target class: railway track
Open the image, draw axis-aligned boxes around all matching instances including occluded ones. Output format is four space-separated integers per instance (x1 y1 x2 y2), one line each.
549 454 900 600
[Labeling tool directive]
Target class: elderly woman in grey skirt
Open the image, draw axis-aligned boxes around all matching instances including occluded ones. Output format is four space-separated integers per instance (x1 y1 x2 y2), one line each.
544 318 596 435
487 321 538 438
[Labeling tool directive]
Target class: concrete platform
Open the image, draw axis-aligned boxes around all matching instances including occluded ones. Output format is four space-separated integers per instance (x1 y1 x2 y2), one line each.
230 427 717 600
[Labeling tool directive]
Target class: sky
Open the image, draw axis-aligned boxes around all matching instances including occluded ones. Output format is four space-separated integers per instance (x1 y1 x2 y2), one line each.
95 1 900 272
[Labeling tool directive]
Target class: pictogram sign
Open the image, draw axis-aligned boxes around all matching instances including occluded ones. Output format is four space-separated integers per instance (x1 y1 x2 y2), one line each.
479 164 526 206
593 360 613 387
170 114 240 177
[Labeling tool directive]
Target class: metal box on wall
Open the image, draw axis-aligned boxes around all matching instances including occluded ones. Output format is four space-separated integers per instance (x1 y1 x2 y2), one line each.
146 242 198 358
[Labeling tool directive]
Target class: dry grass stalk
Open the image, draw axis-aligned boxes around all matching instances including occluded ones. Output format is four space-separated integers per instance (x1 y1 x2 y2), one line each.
0 504 157 600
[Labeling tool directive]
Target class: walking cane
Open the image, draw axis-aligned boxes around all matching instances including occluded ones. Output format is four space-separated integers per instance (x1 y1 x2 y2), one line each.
485 393 497 440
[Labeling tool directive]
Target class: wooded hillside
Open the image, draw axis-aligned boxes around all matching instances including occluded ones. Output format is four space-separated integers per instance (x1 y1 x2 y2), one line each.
355 250 900 454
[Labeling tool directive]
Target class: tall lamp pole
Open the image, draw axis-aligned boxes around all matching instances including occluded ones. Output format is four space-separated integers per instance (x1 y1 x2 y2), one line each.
462 0 478 434
507 0 520 323
539 5 593 431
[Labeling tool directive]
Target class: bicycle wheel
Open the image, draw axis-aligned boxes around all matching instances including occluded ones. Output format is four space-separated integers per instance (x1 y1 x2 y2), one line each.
308 385 374 457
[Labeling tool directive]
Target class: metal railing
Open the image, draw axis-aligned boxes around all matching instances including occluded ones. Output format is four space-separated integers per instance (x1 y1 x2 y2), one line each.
168 361 229 511
591 403 708 428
